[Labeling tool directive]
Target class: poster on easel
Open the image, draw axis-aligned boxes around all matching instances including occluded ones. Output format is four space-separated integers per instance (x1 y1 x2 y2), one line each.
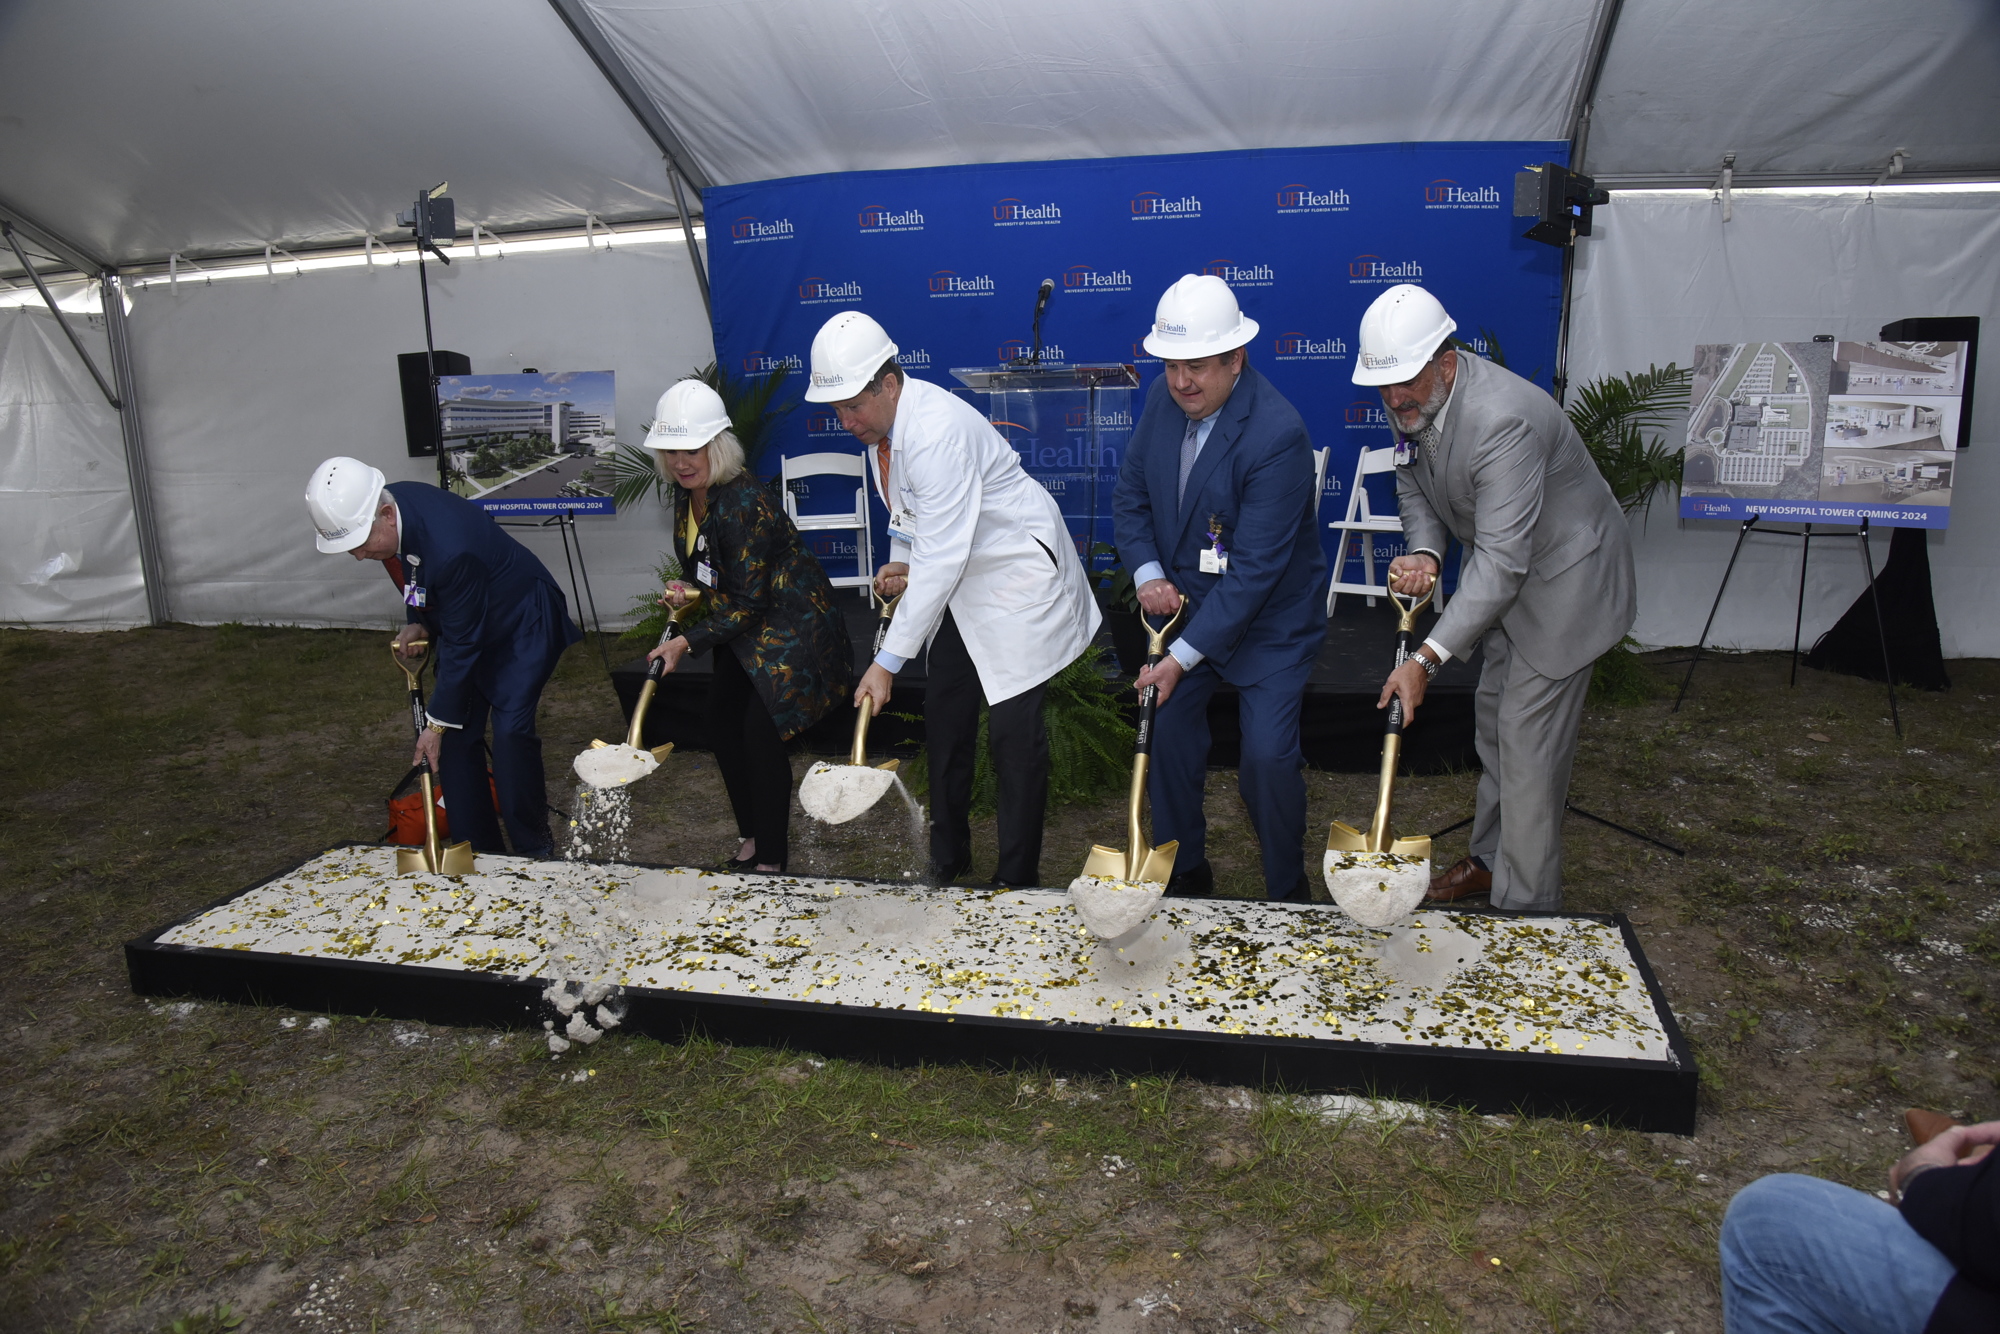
1681 340 1965 529
435 370 620 516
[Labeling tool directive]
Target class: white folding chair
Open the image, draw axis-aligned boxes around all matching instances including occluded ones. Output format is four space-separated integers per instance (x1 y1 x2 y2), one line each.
781 452 875 601
1311 446 1330 521
1325 445 1413 614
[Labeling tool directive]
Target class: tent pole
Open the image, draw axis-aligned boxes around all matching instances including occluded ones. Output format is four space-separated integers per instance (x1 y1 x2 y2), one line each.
3 222 121 409
546 0 710 190
667 164 711 319
1553 0 1625 406
99 272 171 626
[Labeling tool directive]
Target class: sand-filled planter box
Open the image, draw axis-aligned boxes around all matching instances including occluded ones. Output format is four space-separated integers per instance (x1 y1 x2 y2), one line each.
127 846 1696 1132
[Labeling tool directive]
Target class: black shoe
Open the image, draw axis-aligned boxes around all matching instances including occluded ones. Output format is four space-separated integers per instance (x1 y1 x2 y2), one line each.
716 855 757 873
1165 860 1214 899
1271 876 1313 904
928 860 970 887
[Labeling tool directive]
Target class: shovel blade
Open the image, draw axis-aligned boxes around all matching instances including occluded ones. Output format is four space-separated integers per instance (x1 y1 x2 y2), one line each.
1082 844 1126 879
1390 834 1431 859
1134 840 1178 887
396 841 478 876
874 758 900 772
649 742 675 762
590 738 610 749
1325 820 1367 853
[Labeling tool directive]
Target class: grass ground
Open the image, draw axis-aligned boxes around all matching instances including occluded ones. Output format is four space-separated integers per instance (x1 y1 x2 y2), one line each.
2 624 1996 1333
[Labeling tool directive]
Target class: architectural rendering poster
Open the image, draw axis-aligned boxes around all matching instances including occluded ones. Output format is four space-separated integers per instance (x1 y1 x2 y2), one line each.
1682 340 1965 529
437 371 618 516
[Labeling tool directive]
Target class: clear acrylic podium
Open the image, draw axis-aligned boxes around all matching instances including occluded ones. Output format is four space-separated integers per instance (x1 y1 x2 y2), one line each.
950 363 1140 571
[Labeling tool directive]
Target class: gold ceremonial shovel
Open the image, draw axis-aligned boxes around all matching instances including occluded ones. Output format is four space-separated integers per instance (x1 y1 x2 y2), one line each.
1082 597 1187 885
391 642 476 876
1327 583 1435 860
1323 585 1435 926
573 589 701 790
798 594 903 824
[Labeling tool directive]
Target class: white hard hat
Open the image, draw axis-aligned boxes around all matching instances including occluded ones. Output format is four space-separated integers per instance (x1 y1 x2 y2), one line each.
804 311 898 403
645 379 732 451
1141 274 1259 360
306 456 388 554
1352 284 1457 386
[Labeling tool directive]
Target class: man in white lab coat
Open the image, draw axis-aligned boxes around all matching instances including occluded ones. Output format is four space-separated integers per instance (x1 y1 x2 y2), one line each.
810 311 1101 888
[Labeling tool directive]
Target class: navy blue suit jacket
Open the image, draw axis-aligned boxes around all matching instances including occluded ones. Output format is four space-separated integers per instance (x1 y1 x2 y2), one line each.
386 481 581 726
1112 366 1326 687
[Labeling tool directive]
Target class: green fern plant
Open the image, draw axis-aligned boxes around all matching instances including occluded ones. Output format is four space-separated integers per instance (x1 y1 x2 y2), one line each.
602 361 801 510
899 647 1134 815
1565 363 1693 513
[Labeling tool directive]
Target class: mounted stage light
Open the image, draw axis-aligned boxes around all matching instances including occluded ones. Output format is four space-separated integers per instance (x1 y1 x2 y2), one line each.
1512 164 1610 248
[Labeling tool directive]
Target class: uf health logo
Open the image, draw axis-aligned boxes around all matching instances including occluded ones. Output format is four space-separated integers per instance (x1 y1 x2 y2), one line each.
1272 331 1348 362
1345 400 1391 429
796 276 863 306
740 350 803 376
1274 184 1351 214
1129 191 1202 221
929 270 996 298
1063 263 1132 293
1423 179 1502 210
1348 254 1423 285
897 348 933 368
1203 259 1274 288
730 215 794 244
857 204 925 232
804 409 849 438
993 198 1062 227
1064 407 1133 431
998 340 1067 363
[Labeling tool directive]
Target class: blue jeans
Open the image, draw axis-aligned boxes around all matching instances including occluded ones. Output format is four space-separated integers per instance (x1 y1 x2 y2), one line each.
1721 1174 1956 1333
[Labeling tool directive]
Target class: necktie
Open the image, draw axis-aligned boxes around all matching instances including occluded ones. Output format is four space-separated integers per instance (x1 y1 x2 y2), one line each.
1177 416 1201 505
1418 423 1441 458
875 440 892 498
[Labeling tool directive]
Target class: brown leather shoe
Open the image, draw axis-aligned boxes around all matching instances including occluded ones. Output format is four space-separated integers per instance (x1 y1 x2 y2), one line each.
1427 857 1493 902
1906 1108 1960 1146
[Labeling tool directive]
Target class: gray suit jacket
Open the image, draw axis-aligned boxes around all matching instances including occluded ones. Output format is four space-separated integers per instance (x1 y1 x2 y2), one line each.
1395 353 1636 680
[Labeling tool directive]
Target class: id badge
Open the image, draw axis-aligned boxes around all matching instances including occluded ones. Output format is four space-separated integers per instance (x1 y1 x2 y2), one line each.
404 582 427 608
887 507 917 544
1199 548 1228 575
696 560 717 588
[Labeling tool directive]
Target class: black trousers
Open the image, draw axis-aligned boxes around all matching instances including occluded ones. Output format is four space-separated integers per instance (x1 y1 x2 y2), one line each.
709 646 793 866
925 611 1050 886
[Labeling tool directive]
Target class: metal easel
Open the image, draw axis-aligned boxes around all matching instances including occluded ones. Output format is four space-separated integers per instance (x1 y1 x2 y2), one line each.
1671 514 1900 736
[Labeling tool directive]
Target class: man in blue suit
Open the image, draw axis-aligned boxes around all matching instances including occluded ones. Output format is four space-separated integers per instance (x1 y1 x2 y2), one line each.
307 457 583 858
1113 275 1327 901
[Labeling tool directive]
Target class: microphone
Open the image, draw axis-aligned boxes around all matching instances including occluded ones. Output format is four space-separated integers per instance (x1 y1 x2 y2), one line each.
1029 278 1054 365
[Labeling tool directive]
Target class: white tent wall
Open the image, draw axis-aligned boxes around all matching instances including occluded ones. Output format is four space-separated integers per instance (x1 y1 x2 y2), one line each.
0 297 149 626
124 241 713 629
1568 187 2000 658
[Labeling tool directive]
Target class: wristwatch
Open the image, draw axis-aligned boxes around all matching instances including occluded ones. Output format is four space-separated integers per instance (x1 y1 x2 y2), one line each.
426 721 448 734
1412 650 1442 682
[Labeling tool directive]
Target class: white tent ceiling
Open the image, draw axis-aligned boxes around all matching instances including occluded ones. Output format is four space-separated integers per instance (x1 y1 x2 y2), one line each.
2 0 1996 279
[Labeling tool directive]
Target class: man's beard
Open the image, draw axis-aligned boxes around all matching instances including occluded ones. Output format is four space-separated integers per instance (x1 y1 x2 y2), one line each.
1394 372 1452 436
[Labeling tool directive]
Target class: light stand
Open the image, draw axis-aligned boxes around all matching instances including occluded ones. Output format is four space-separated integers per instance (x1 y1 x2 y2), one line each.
397 183 456 490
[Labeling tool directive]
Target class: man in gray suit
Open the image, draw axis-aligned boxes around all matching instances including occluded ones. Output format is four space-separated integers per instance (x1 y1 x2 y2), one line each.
1353 285 1635 911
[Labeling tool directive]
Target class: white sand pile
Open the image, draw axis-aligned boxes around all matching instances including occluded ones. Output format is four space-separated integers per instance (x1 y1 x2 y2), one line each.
1068 874 1167 939
572 743 658 789
798 762 897 825
1324 850 1431 928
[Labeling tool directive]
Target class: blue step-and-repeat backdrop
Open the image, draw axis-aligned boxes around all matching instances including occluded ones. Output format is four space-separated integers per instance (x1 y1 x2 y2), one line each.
705 141 1567 587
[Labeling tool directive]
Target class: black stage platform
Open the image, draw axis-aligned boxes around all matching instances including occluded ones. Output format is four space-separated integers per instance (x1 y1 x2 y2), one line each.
611 598 1480 775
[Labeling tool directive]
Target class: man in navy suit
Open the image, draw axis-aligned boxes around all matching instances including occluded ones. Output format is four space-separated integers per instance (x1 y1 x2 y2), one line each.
307 457 582 858
1112 275 1327 901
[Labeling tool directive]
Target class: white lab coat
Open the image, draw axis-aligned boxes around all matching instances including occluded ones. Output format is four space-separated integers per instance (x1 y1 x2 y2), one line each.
872 375 1100 703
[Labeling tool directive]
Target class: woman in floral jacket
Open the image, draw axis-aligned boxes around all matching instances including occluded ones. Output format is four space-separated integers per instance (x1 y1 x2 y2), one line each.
644 379 854 872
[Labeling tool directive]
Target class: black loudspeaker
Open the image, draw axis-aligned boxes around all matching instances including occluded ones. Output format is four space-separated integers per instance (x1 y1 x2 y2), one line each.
1877 317 1979 451
398 351 472 457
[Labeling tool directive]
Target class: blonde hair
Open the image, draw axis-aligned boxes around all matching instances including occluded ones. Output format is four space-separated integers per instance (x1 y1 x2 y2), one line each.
653 427 747 488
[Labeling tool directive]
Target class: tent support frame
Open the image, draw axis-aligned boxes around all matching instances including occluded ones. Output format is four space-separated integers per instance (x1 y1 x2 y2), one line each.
547 0 712 317
100 272 171 626
1552 0 1625 405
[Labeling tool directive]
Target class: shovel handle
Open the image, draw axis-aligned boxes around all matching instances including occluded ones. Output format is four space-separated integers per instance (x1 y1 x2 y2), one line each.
1133 596 1188 758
